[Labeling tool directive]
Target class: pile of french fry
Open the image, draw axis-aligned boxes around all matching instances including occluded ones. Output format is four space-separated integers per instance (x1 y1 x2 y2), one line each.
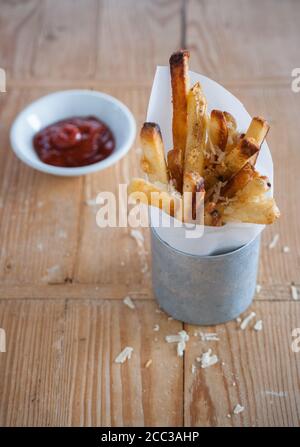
128 50 280 226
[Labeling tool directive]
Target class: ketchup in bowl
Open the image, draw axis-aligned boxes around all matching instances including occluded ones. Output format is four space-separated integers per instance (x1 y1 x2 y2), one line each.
33 116 115 167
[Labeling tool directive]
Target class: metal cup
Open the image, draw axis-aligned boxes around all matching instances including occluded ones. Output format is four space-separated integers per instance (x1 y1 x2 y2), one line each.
151 228 260 325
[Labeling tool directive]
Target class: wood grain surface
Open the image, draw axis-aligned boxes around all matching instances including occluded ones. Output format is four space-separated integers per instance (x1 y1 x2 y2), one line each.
0 0 299 427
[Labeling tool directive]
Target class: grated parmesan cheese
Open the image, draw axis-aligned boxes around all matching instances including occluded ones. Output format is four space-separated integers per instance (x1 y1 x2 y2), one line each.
240 311 256 330
192 364 196 374
256 284 262 294
291 284 299 300
123 296 135 309
199 349 219 368
165 330 189 357
177 340 186 357
254 320 263 331
153 324 160 332
199 332 220 341
283 246 290 253
268 233 279 249
115 347 134 364
233 404 244 415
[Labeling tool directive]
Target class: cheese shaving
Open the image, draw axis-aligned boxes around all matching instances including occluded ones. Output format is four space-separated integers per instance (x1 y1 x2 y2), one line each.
254 320 263 331
153 324 160 332
115 347 134 364
123 296 135 309
240 311 256 330
199 332 219 341
282 246 290 253
268 233 279 249
291 284 299 300
256 284 262 294
199 349 219 368
233 404 244 415
165 330 189 357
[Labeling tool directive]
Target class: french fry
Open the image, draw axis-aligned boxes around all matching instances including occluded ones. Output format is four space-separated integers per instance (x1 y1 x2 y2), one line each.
182 172 205 222
245 116 270 164
170 50 190 157
208 110 228 151
183 82 207 193
245 116 270 146
224 111 237 133
235 173 271 202
128 178 182 220
222 197 280 224
140 122 168 184
224 111 239 153
220 163 255 199
167 149 183 192
223 137 259 178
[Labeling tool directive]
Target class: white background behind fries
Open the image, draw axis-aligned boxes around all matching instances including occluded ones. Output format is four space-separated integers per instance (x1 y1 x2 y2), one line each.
147 67 274 255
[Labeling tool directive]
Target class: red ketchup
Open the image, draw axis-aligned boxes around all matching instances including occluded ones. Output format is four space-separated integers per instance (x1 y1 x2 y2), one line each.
33 116 115 167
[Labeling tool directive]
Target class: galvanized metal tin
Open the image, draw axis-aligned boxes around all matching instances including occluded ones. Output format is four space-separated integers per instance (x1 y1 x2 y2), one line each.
151 228 260 325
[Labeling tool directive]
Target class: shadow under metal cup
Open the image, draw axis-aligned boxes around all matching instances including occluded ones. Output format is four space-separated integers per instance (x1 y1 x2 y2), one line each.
151 228 260 325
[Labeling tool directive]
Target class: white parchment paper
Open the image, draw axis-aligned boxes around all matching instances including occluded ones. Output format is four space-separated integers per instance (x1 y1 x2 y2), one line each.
146 67 273 256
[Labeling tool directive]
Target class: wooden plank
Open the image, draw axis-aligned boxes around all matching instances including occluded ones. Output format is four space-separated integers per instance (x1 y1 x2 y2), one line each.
186 0 300 83
0 300 66 426
1 0 183 84
0 283 296 301
94 0 183 82
184 301 300 427
0 299 183 426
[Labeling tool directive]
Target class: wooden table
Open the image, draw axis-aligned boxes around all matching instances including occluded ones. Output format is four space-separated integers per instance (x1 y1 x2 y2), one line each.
0 0 299 427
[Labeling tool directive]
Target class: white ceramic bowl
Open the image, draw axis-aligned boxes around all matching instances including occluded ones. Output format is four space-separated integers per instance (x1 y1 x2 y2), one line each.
10 89 136 176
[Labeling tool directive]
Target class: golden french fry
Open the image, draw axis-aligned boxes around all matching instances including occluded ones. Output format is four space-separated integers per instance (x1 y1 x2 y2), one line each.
245 116 270 146
223 137 259 178
167 149 183 192
222 197 280 224
182 171 205 223
128 178 182 220
140 122 168 184
245 116 270 164
208 110 228 151
220 163 255 199
224 111 237 132
236 173 271 202
169 50 190 161
183 82 207 193
224 111 239 153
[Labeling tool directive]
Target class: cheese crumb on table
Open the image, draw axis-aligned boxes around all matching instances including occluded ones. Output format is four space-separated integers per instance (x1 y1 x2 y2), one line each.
153 324 160 332
268 233 279 249
256 284 262 294
254 320 263 331
200 349 219 368
291 284 299 300
233 404 245 415
199 332 219 341
123 296 135 309
240 311 256 330
282 246 290 253
165 330 189 357
115 347 134 364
